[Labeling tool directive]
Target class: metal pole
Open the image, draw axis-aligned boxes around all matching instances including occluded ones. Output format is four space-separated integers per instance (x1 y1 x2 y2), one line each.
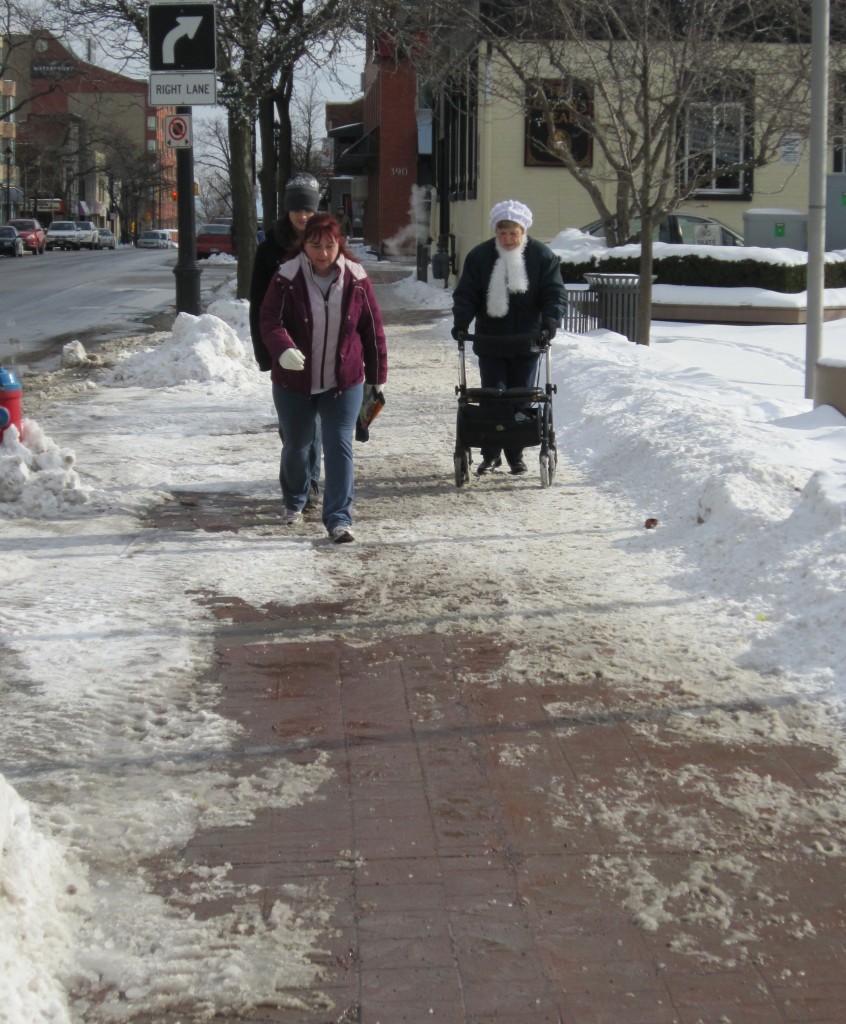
4 148 11 223
173 106 202 315
806 0 830 399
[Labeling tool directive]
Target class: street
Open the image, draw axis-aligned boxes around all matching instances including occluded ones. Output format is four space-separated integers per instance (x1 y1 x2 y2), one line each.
0 246 232 369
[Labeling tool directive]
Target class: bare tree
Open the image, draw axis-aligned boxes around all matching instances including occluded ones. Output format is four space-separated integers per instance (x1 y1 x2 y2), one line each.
44 0 362 296
193 114 233 220
291 75 331 178
1 1 93 122
381 0 815 343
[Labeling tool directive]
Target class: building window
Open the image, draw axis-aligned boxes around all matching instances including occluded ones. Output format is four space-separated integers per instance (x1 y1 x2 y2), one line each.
833 74 846 172
680 87 752 197
147 139 157 153
437 60 478 203
1 92 14 122
525 79 593 168
147 115 157 131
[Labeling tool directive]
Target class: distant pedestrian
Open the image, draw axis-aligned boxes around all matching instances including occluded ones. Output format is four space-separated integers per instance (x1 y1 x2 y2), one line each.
260 213 388 543
336 206 353 237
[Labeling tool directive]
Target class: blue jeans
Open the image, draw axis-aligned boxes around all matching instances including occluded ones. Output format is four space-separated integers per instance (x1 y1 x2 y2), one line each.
272 383 363 531
277 419 321 492
477 352 540 463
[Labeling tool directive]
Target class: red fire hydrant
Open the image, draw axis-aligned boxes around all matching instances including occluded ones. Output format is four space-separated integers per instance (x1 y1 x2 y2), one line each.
0 366 22 444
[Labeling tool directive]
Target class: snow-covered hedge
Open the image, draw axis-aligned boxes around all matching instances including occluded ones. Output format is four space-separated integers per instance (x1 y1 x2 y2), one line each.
551 228 846 292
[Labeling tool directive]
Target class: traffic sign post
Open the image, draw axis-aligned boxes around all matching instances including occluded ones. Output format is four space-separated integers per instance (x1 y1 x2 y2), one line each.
148 3 217 314
165 113 192 148
148 3 216 71
148 0 217 108
174 105 202 315
149 72 216 106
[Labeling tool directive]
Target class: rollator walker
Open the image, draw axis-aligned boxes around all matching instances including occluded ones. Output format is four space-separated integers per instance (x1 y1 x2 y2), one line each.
453 330 558 488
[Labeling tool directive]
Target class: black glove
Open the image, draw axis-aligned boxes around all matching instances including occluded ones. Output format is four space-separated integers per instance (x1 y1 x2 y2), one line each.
451 325 468 342
542 319 559 343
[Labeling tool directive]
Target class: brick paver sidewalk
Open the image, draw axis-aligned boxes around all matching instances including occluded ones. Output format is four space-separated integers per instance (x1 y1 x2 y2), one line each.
133 520 845 1024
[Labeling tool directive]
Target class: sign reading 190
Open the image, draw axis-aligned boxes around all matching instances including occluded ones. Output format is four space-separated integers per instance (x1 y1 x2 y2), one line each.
390 167 409 175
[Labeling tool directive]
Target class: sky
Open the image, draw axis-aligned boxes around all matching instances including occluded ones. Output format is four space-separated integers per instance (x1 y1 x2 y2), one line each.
1 234 845 1022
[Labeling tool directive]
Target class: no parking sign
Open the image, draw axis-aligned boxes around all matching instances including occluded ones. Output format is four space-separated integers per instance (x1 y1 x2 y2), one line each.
165 113 192 148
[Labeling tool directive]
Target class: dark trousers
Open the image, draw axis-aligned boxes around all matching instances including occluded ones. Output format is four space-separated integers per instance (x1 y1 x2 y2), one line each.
477 352 540 464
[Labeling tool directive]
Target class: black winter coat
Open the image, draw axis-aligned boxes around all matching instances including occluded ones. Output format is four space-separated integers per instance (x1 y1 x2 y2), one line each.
452 236 567 340
248 221 300 370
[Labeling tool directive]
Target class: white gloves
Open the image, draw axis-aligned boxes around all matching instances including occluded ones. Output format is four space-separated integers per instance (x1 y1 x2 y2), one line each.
279 348 306 371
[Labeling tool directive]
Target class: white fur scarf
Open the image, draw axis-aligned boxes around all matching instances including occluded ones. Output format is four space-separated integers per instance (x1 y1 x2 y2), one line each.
486 237 529 318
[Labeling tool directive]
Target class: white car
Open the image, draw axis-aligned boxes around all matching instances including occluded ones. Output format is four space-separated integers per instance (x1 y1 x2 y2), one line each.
76 221 100 249
46 220 82 250
137 229 173 249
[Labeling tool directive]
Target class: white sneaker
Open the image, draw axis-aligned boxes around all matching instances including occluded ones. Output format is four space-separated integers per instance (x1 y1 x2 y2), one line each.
330 524 355 544
282 508 303 526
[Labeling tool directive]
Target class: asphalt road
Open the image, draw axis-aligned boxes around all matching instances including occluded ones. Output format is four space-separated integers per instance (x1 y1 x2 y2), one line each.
0 246 233 370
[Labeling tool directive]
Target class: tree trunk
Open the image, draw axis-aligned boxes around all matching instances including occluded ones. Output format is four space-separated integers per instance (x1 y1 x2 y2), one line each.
227 109 257 300
274 72 295 213
637 216 654 346
258 95 277 230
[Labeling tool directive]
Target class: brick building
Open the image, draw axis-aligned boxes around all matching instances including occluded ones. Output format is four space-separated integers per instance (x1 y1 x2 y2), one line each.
1 75 21 220
7 32 175 238
330 35 430 254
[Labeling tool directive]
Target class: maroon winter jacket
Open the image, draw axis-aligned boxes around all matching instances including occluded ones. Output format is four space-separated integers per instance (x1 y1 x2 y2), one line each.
260 253 388 395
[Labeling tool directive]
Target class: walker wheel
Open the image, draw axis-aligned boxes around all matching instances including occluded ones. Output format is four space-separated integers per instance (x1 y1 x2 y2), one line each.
454 450 471 487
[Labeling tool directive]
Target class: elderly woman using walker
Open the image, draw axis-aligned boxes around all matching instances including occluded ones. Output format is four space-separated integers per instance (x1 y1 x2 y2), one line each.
452 199 567 475
260 213 388 544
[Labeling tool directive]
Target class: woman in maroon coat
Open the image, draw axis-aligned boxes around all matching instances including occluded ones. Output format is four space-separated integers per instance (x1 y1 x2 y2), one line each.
260 214 388 543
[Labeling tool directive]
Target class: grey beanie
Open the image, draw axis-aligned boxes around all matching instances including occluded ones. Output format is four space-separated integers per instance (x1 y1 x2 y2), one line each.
284 173 320 212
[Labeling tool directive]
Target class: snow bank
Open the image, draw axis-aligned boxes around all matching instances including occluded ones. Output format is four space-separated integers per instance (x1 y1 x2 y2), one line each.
0 775 85 1024
0 420 89 517
106 312 252 388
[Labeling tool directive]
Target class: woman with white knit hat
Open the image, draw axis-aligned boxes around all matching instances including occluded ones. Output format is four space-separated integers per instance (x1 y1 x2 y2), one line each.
452 199 567 475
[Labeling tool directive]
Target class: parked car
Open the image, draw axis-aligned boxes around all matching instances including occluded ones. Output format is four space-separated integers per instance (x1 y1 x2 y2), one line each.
46 220 82 250
75 221 100 249
196 223 234 259
7 218 46 254
98 228 117 249
0 225 26 257
581 213 744 247
137 229 173 249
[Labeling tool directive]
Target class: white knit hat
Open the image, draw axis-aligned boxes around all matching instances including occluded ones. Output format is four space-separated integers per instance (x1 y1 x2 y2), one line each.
489 199 533 230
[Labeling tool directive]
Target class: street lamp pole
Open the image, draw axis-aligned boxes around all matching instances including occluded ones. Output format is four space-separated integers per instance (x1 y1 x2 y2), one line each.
4 146 12 224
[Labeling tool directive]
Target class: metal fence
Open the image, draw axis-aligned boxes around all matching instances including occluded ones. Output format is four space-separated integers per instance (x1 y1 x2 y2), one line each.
564 274 641 343
563 285 600 334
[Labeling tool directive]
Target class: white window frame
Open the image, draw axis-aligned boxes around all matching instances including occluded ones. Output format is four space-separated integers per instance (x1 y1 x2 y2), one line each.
682 100 746 197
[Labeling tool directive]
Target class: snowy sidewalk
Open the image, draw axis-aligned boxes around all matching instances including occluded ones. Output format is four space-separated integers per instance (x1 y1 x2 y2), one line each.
3 262 846 1023
153 572 846 1024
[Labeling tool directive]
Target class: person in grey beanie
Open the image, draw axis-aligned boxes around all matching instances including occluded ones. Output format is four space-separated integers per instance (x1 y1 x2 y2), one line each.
452 199 566 476
250 173 323 508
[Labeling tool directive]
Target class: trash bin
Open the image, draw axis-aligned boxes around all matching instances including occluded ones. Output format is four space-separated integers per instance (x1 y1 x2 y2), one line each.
0 366 22 444
583 272 641 342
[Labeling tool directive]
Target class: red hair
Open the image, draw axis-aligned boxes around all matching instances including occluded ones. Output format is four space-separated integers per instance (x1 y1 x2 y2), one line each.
300 212 359 263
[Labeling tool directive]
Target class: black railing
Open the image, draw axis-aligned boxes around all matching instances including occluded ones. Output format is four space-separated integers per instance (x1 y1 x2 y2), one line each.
562 284 600 334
